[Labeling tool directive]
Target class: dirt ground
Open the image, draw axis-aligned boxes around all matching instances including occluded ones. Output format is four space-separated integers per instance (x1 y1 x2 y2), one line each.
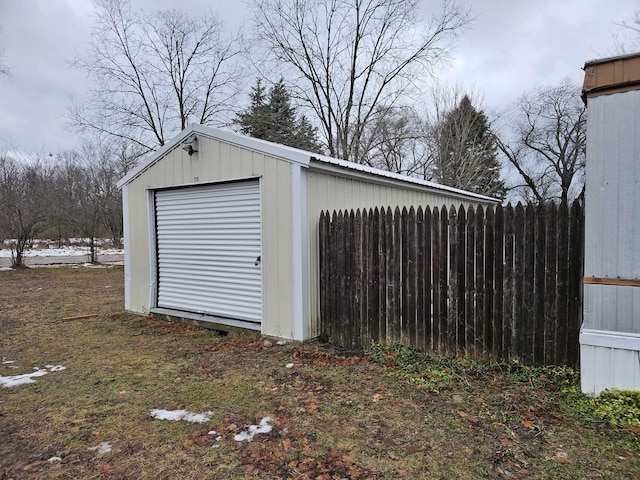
0 267 638 479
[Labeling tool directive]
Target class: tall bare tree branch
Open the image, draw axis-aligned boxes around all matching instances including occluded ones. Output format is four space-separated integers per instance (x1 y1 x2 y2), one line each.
68 0 244 154
496 79 586 204
250 0 470 163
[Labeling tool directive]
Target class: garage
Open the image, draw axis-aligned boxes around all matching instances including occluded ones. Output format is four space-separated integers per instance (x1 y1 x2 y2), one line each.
118 124 497 340
154 180 262 326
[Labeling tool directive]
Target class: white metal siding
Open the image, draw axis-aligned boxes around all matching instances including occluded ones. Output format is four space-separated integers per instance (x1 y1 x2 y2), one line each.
580 328 640 394
584 91 640 334
155 180 262 324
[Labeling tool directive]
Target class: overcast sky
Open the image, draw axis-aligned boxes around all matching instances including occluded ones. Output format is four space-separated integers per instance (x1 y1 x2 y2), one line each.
0 0 637 154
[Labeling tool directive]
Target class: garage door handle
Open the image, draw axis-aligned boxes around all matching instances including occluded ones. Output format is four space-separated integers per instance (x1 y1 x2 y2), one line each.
254 255 261 266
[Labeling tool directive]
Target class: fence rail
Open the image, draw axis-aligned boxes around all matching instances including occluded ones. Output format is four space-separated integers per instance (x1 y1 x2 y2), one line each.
319 202 584 367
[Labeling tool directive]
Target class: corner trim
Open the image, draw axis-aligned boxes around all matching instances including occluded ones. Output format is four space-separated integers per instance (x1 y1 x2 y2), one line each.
580 327 640 351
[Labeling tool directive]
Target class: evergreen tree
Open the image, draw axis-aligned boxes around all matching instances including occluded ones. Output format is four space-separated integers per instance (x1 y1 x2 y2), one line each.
433 96 505 198
235 79 322 153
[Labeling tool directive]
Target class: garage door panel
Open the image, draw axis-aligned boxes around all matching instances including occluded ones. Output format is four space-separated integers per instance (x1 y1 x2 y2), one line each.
155 180 262 324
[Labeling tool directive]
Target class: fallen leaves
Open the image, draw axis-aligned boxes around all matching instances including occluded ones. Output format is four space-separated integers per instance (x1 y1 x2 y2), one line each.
521 419 535 430
457 410 480 426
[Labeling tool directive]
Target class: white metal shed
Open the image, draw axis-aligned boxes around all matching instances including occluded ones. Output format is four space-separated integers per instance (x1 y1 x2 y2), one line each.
581 52 640 394
117 124 497 341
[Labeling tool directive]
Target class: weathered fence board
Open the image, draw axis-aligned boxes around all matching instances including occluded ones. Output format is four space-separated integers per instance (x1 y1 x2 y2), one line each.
319 201 584 367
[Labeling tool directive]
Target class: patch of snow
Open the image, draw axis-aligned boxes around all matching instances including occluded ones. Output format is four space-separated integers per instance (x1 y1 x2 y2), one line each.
0 369 48 388
0 364 66 388
208 430 223 442
285 363 294 369
2 358 15 365
0 266 12 271
149 409 213 424
88 442 112 454
48 456 62 463
234 417 274 442
0 246 124 258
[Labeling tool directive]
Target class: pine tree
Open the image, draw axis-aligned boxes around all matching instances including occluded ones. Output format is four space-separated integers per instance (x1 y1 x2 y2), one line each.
235 79 322 153
235 79 269 139
433 96 505 198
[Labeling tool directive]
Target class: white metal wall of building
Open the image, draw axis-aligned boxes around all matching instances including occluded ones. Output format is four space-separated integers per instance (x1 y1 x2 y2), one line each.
121 133 297 338
583 91 640 334
154 181 262 325
581 79 640 394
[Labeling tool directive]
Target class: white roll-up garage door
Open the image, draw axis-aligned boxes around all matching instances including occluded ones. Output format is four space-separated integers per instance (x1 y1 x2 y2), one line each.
154 180 262 325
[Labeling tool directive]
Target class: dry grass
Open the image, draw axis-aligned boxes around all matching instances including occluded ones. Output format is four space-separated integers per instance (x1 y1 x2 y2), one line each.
0 267 638 479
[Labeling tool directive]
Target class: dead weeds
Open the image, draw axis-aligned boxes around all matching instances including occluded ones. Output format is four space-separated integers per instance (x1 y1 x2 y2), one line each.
0 267 638 479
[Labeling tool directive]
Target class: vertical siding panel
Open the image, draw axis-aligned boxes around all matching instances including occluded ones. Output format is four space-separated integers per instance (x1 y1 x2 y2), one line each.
218 142 231 179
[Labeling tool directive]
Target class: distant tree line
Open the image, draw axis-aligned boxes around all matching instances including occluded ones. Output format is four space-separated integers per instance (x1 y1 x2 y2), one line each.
0 142 134 267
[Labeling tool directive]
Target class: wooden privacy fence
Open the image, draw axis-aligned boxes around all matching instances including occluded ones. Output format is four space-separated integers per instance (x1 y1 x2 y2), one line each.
319 201 584 367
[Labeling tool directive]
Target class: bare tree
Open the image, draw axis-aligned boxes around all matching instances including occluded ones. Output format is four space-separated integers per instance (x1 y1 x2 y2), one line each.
496 80 586 204
0 28 10 78
613 9 640 53
360 105 430 176
249 0 470 163
69 0 244 153
53 142 128 261
0 155 51 267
